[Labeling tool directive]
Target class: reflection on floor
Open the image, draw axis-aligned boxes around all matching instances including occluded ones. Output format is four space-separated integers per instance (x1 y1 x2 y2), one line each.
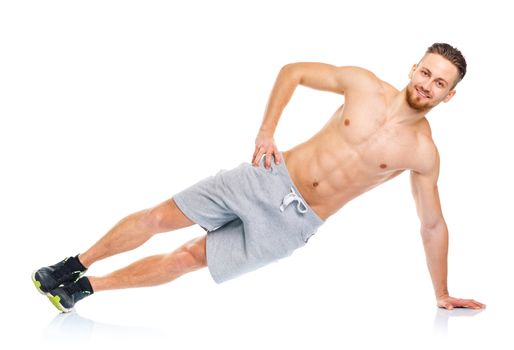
43 310 168 345
432 307 484 336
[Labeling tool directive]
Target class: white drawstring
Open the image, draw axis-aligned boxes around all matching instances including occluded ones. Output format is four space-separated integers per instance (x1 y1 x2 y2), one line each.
280 187 308 214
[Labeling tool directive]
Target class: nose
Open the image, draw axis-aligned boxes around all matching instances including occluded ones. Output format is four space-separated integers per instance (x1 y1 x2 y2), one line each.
421 79 432 92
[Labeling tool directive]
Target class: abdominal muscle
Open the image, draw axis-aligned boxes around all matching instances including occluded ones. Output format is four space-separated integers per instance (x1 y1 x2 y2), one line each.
282 114 406 221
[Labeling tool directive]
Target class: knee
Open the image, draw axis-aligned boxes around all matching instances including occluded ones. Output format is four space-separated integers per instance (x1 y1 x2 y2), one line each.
177 236 207 269
137 199 194 233
138 206 166 232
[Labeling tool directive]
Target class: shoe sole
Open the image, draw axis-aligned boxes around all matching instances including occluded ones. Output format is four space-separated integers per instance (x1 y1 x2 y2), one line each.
46 292 72 313
31 269 86 294
31 271 46 295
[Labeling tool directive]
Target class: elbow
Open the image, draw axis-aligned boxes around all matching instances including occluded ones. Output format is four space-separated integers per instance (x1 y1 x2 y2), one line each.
420 218 447 237
281 63 296 73
279 63 294 76
280 63 301 83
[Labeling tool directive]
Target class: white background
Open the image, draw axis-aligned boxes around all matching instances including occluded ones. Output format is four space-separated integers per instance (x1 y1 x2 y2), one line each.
1 1 513 349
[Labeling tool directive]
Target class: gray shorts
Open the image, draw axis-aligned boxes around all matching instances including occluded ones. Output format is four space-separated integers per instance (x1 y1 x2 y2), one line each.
172 153 324 283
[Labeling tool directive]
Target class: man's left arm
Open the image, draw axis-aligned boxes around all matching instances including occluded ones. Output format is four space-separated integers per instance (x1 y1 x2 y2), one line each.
410 145 485 310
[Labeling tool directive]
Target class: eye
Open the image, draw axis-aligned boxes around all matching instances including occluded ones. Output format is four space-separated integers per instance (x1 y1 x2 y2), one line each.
436 81 445 88
421 70 429 76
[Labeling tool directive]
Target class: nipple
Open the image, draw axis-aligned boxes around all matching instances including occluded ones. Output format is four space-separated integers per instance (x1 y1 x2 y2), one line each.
380 163 387 169
344 119 350 126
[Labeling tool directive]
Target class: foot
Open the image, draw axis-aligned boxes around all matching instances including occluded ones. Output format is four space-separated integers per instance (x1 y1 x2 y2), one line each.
47 277 94 313
32 256 87 294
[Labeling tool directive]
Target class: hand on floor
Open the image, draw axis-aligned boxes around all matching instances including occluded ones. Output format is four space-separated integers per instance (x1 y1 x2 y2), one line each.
437 295 486 310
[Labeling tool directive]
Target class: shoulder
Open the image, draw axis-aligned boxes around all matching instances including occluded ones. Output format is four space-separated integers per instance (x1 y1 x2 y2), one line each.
334 65 376 77
337 66 380 84
413 132 440 177
318 64 379 87
332 66 384 93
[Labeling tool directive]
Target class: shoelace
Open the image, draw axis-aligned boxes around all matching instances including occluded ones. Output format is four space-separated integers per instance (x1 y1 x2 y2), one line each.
280 187 308 214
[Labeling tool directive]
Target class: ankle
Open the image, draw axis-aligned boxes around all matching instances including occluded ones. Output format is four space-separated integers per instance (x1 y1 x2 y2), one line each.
63 255 88 273
77 254 92 269
76 276 94 294
86 276 102 293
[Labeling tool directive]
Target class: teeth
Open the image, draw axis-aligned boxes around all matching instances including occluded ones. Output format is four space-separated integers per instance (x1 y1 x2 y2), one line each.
417 89 428 98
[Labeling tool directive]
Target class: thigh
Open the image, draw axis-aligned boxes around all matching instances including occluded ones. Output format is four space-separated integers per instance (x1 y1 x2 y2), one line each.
205 218 247 283
205 216 304 284
172 170 241 232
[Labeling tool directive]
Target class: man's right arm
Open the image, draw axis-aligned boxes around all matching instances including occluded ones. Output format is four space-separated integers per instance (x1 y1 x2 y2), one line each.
252 63 371 168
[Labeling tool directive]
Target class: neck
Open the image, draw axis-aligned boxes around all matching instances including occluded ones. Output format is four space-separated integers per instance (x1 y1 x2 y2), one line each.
388 88 431 125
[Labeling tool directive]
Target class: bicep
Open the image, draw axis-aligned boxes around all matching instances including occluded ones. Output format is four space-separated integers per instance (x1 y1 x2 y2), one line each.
282 62 373 94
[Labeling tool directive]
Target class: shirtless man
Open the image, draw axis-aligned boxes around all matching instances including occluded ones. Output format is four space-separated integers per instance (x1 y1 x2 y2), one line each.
33 43 485 312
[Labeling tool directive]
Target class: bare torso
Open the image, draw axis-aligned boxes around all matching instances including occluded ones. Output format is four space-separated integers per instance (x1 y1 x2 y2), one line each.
283 78 433 220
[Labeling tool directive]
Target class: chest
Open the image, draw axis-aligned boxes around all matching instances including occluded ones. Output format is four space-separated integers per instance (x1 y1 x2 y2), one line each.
335 106 420 171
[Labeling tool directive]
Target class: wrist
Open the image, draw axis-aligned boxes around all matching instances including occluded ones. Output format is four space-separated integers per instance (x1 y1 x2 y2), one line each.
436 290 449 300
258 126 275 137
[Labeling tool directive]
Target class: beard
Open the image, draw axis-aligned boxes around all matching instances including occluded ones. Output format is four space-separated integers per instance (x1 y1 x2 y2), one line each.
405 84 434 111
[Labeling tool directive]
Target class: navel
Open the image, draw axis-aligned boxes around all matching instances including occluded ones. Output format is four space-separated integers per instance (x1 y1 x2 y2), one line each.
380 163 387 169
312 181 319 187
344 119 350 126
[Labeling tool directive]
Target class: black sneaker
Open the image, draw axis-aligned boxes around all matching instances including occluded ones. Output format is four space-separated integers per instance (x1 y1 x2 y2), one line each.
47 277 94 313
32 255 87 294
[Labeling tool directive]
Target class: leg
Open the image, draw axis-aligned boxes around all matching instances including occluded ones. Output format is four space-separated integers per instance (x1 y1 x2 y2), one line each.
79 198 195 268
88 234 207 291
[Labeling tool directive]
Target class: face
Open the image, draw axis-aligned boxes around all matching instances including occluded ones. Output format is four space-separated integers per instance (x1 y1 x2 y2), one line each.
406 53 459 111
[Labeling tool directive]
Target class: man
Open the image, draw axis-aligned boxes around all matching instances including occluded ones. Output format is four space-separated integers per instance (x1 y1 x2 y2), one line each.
33 43 485 312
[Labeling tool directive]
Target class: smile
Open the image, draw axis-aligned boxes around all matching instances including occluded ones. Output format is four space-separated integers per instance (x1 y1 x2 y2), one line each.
416 88 430 99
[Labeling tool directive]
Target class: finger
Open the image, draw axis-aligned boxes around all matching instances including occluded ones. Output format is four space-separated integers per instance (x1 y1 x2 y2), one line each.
454 299 470 308
274 148 281 164
265 151 272 168
465 299 482 308
457 299 483 309
253 143 263 159
252 146 258 163
469 300 486 309
476 301 486 308
253 148 264 166
468 299 486 308
255 145 266 164
252 145 260 160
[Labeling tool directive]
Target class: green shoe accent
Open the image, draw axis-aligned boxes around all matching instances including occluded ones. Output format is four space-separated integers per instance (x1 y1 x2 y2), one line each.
31 272 45 295
33 279 42 291
47 294 69 313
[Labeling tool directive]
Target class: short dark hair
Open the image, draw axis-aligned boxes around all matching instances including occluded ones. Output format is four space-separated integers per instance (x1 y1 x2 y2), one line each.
426 43 467 85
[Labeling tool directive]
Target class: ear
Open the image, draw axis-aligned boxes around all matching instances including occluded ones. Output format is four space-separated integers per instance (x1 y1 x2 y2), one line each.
408 64 417 79
443 89 456 103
